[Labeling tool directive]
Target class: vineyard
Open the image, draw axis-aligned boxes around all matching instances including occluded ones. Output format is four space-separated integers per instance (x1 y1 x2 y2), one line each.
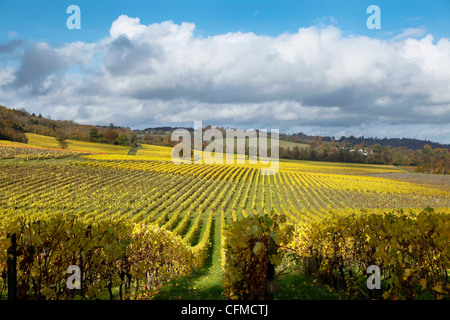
0 143 86 161
0 135 449 300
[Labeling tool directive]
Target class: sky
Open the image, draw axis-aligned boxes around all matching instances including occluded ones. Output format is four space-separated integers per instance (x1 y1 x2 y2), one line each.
0 0 449 143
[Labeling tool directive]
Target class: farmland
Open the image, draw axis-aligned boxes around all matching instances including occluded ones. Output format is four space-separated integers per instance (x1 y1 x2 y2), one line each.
0 134 449 300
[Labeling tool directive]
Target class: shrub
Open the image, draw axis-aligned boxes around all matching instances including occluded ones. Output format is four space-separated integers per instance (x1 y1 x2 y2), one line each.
289 207 450 300
222 212 293 300
0 214 195 300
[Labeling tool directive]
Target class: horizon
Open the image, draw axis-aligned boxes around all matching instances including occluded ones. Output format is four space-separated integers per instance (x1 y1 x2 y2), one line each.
6 104 449 147
0 1 449 143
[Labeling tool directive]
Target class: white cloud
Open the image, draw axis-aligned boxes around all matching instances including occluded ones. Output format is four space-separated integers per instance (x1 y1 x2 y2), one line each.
7 31 18 39
0 16 449 143
393 27 426 40
110 15 147 39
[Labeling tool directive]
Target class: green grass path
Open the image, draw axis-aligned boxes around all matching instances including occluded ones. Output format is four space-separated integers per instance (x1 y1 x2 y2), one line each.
152 211 341 300
152 214 225 300
127 145 143 155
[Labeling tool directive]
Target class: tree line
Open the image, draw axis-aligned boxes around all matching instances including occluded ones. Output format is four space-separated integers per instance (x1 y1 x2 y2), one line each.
280 132 449 150
0 105 137 147
280 140 449 174
2 106 448 173
139 125 449 174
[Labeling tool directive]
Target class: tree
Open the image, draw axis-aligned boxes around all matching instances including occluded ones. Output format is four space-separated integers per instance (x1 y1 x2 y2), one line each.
361 142 368 150
96 132 107 143
55 130 68 149
129 131 137 147
73 129 87 141
104 129 118 144
143 133 151 144
373 144 383 153
309 137 320 149
89 127 99 142
114 133 128 146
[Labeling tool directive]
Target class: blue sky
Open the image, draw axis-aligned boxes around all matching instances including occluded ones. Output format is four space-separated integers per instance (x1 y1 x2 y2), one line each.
1 0 449 43
0 0 450 143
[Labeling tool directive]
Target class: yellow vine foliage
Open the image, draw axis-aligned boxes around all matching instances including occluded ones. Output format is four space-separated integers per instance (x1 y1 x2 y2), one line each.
289 207 450 300
222 212 293 300
0 213 195 300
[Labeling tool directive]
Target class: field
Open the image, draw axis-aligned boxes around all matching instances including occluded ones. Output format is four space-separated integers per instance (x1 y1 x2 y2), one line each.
25 133 131 155
0 134 449 300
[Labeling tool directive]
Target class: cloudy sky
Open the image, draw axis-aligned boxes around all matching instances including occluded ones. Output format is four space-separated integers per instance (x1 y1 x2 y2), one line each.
0 0 450 143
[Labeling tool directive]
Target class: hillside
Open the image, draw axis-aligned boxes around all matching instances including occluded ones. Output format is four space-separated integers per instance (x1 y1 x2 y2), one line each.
0 105 28 143
0 105 137 147
281 132 450 150
139 125 450 150
2 104 448 151
1 105 448 173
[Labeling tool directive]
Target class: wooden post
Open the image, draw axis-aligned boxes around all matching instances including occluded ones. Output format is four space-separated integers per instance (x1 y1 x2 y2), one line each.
7 233 17 300
108 275 113 300
79 252 84 298
266 237 276 300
